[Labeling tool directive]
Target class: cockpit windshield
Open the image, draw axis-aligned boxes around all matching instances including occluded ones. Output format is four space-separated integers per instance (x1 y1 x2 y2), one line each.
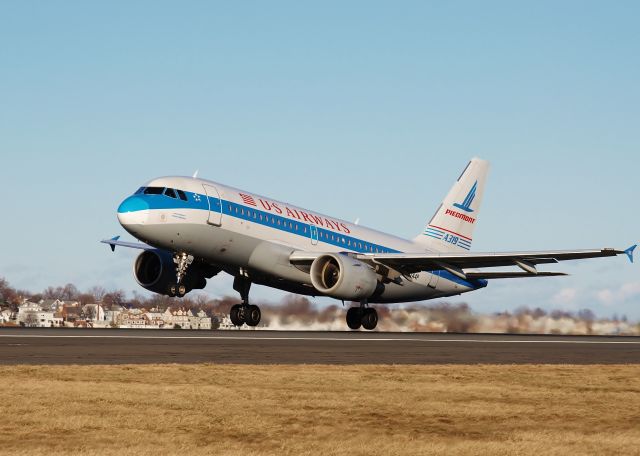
136 186 188 201
143 187 164 195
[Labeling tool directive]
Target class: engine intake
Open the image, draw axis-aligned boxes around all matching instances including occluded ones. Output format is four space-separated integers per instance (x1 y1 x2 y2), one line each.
134 250 215 296
310 254 378 300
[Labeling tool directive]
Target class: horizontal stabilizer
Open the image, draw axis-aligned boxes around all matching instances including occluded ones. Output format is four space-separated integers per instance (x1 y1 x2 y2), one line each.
465 271 568 279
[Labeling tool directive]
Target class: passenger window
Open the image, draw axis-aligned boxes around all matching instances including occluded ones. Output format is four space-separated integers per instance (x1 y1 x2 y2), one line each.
164 188 177 199
177 190 188 201
144 187 164 195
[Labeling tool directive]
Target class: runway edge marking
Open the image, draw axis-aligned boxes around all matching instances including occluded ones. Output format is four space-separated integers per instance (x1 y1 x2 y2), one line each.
0 335 639 344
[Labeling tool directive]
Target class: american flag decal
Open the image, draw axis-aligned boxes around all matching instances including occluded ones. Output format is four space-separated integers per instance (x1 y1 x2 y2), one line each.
239 193 257 206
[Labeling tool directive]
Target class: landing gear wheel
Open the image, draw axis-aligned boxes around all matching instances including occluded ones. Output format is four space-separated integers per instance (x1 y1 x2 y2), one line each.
177 284 187 298
361 308 378 330
167 283 177 297
245 305 261 327
230 304 245 326
346 307 362 330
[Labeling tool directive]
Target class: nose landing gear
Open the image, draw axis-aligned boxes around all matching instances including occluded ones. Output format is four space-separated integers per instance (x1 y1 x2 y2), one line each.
167 252 193 298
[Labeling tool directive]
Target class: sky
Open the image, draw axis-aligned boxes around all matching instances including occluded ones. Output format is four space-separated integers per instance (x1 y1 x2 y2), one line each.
0 1 638 318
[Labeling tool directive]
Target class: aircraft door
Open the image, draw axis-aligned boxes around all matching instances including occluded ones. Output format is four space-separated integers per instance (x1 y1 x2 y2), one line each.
203 184 222 226
310 225 318 245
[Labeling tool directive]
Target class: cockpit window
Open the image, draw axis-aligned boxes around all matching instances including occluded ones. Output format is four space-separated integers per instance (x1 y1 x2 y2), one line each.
135 187 145 195
176 190 188 201
143 187 164 195
164 188 177 199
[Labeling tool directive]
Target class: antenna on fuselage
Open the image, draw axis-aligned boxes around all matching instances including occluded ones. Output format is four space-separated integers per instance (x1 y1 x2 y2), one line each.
354 217 360 225
192 169 199 178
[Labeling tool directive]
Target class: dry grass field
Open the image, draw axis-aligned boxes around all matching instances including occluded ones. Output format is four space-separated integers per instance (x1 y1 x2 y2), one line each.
0 364 639 456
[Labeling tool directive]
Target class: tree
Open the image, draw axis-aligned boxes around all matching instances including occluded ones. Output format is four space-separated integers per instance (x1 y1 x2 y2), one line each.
83 305 97 321
61 283 79 301
103 290 126 308
23 311 39 327
88 286 107 302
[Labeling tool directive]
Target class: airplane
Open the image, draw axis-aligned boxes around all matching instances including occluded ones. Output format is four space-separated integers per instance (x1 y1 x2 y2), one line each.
103 158 636 330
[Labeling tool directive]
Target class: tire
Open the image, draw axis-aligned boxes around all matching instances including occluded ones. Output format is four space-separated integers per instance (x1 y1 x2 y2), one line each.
346 307 362 330
245 305 261 327
177 284 187 297
361 308 378 330
230 304 244 326
167 283 177 297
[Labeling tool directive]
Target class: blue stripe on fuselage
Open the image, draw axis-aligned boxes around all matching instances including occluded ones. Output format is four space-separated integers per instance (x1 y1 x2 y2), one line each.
119 192 487 290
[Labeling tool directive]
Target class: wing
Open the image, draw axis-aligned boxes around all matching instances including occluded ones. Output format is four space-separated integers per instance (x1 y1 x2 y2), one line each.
353 245 636 279
101 236 152 252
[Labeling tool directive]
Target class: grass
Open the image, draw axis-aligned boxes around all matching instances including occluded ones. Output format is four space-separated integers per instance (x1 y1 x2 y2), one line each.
0 364 639 455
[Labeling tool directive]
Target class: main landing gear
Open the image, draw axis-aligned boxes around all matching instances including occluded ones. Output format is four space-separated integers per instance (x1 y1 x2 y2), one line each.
229 271 261 327
346 301 378 330
168 252 193 298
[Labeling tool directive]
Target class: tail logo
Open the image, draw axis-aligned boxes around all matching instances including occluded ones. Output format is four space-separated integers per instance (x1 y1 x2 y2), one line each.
453 181 477 213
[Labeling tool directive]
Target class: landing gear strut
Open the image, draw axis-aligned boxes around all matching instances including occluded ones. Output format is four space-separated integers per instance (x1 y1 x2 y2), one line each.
167 252 193 298
229 270 261 327
346 301 378 330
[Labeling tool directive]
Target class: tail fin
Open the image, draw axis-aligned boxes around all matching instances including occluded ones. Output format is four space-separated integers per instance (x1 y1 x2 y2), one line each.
414 157 490 252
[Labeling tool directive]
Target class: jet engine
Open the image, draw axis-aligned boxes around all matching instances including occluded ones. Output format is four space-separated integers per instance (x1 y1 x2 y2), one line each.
133 249 216 296
309 253 378 300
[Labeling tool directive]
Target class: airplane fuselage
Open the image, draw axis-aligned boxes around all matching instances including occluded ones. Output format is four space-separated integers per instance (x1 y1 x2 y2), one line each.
117 176 486 304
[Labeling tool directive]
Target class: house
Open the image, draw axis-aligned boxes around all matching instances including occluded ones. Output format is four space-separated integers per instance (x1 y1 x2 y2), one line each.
117 310 148 328
82 304 105 321
104 305 124 326
61 304 81 324
17 302 42 327
189 309 212 330
16 302 62 327
0 308 15 325
39 299 65 312
144 310 165 328
163 308 193 329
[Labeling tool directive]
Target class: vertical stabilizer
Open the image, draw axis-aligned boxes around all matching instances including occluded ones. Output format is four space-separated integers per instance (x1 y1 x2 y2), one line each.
414 158 489 252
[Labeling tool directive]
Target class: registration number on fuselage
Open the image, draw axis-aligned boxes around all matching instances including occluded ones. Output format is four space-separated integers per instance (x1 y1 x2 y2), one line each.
442 233 460 246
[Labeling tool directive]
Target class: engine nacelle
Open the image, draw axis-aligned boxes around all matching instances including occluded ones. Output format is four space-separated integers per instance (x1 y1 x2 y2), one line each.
134 249 212 296
309 254 378 300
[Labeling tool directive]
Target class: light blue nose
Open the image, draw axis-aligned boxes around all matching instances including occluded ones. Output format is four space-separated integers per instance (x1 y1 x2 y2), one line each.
117 196 149 228
118 196 149 214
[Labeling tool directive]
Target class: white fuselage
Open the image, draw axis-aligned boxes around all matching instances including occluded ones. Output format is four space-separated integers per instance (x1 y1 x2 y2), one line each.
116 176 487 303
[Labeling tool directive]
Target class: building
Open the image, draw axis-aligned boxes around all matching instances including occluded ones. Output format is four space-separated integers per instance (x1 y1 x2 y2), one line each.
117 309 148 328
82 304 106 322
162 308 212 329
0 308 15 325
189 309 212 330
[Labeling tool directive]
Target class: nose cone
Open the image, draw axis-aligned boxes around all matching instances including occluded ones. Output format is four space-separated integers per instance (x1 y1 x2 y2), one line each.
117 196 149 227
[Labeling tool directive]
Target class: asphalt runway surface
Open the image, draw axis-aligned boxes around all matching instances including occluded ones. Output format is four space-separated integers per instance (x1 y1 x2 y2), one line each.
1 328 639 364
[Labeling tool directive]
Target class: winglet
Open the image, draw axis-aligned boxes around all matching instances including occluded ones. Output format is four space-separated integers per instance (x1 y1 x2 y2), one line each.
108 235 121 252
624 244 637 263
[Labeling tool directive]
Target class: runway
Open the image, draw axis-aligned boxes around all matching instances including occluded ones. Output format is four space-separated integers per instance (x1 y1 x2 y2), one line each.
1 328 639 364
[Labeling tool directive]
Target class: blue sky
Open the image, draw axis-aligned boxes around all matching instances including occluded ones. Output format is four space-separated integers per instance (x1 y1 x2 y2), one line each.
0 1 638 318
